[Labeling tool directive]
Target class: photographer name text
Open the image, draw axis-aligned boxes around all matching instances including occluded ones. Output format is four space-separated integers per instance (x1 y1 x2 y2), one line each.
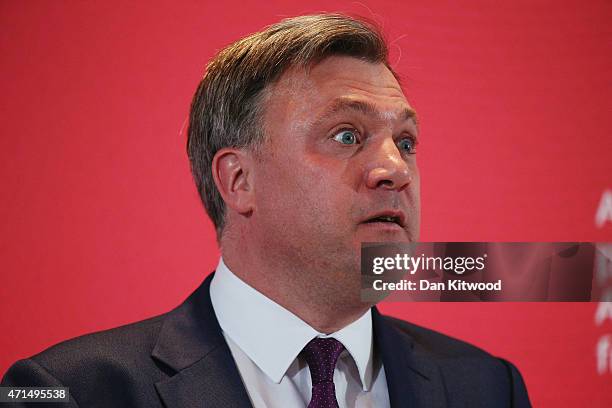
372 279 502 291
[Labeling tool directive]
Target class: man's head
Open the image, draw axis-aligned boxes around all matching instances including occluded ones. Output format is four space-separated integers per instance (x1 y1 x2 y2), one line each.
187 14 419 320
187 14 416 234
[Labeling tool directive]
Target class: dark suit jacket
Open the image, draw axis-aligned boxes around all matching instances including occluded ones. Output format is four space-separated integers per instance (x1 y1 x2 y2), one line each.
2 273 531 407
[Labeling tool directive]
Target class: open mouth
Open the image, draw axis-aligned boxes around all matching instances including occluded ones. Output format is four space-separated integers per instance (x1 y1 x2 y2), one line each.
363 215 403 227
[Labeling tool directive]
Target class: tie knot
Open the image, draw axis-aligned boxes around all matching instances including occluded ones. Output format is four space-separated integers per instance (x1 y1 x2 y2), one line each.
302 337 345 385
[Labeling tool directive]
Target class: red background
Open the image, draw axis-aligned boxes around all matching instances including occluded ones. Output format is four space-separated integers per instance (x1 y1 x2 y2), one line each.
1 0 611 406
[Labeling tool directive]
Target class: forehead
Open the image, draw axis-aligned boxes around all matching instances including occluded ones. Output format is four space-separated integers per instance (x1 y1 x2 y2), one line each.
265 56 414 127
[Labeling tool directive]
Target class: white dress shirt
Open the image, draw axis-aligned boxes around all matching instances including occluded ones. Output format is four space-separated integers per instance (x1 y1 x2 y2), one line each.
209 258 391 408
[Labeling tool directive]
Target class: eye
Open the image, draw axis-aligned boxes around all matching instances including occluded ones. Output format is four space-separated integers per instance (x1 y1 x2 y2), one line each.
397 136 417 154
332 129 359 145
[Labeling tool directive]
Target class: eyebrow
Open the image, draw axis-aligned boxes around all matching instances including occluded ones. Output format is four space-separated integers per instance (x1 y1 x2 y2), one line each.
313 97 419 128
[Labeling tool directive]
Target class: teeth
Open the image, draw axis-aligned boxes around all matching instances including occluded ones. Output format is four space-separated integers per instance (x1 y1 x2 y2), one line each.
376 216 397 223
365 215 401 224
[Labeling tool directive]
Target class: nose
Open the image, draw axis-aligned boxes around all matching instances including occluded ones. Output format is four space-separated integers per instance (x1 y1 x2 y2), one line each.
364 137 413 191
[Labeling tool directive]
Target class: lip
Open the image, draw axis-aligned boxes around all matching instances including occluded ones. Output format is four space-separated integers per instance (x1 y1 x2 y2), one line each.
359 210 407 229
358 221 405 234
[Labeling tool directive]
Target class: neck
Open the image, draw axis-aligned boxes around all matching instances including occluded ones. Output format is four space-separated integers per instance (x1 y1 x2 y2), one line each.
220 231 370 334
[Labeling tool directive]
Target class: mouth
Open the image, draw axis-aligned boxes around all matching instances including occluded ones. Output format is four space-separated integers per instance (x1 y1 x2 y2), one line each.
361 211 406 229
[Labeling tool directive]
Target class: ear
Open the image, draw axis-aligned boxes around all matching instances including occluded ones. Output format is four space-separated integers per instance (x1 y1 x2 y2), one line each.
211 147 254 216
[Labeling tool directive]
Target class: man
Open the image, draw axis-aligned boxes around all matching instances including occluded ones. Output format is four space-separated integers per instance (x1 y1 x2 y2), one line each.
2 14 531 407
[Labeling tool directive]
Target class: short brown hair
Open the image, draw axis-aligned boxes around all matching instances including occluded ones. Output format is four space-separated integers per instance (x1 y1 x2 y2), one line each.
187 13 392 236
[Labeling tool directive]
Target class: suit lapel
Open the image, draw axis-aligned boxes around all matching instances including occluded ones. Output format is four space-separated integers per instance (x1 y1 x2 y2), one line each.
154 346 252 408
152 273 252 408
372 308 447 408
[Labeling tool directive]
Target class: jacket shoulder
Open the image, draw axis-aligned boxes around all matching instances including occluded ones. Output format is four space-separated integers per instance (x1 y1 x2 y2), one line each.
382 315 494 358
31 314 166 372
2 314 169 407
380 314 532 407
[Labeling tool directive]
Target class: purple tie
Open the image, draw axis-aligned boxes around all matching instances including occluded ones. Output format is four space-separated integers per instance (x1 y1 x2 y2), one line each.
301 337 345 408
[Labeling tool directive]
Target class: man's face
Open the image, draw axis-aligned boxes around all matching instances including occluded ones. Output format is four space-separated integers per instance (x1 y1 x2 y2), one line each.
250 55 420 276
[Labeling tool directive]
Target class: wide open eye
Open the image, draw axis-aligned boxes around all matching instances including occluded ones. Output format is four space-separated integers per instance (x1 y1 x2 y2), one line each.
332 129 359 145
397 136 417 154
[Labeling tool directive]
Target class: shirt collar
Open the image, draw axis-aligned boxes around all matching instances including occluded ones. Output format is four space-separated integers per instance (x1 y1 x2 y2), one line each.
209 257 374 391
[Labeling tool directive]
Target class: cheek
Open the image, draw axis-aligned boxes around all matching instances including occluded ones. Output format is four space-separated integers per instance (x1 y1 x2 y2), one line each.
302 175 359 236
254 160 311 213
258 163 351 225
